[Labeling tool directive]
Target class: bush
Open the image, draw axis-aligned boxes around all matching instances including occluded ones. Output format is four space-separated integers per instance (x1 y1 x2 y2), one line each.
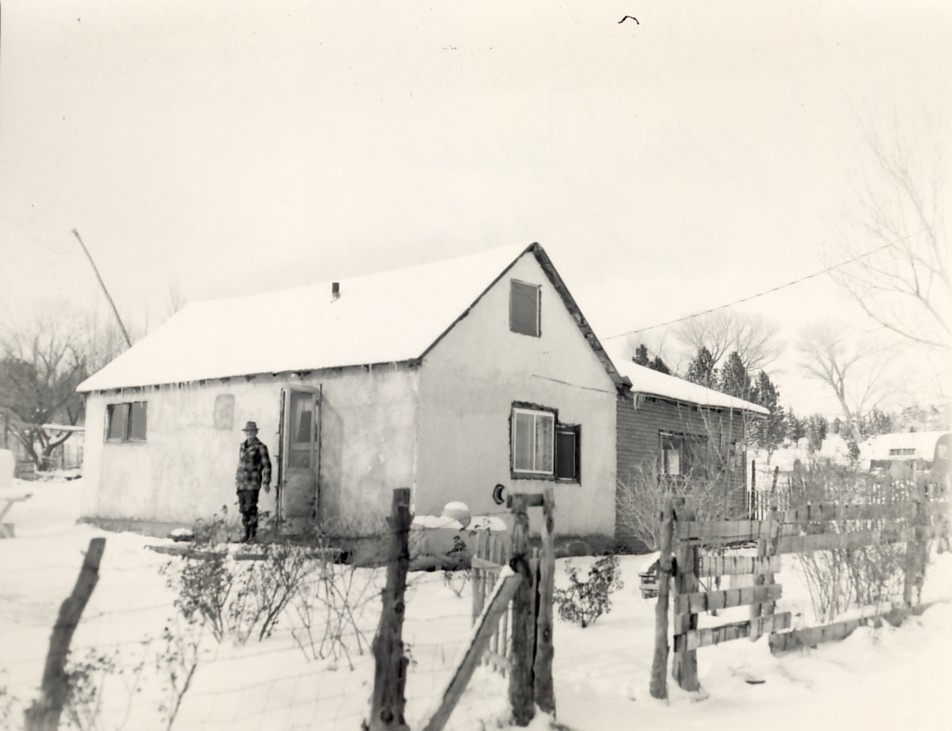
554 554 624 628
162 513 312 644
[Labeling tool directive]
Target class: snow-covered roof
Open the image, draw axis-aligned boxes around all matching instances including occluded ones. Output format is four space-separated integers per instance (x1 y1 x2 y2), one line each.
606 343 768 415
78 242 623 392
861 431 950 461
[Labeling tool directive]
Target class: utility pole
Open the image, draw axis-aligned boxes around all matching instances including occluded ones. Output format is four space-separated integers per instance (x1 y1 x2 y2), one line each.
71 229 132 347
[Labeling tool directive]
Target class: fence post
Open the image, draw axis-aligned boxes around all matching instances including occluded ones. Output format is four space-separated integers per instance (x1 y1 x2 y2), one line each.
903 482 927 607
25 537 106 731
649 496 675 699
671 497 700 692
508 493 535 726
533 487 556 715
750 505 779 640
366 488 411 731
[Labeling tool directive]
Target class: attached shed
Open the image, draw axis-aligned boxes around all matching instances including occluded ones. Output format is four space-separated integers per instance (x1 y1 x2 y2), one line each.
78 243 627 541
609 352 768 547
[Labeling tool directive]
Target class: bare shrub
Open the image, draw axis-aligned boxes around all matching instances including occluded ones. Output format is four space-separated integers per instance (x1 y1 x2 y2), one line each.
228 544 312 643
62 644 149 731
0 679 17 731
162 512 312 645
617 461 739 552
156 618 205 731
791 464 921 622
290 545 382 669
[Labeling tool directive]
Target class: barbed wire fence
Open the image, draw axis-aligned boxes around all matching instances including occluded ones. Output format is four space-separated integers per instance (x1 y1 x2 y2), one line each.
4 488 553 731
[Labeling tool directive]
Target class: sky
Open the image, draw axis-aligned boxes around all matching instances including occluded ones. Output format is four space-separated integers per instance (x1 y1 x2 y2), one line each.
1 1 950 417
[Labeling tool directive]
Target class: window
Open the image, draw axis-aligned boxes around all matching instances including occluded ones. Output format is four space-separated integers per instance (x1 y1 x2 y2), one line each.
511 405 581 482
288 390 315 469
889 448 915 456
106 401 147 442
660 432 708 477
512 408 554 474
510 279 540 336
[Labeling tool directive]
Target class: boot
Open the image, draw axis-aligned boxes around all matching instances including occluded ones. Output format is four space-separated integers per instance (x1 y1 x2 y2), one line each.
241 523 251 543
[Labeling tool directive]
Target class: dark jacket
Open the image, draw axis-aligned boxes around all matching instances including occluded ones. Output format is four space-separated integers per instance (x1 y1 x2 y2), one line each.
236 437 272 492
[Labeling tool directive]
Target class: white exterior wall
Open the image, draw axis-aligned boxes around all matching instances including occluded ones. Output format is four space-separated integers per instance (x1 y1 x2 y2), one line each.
416 254 618 537
82 365 419 533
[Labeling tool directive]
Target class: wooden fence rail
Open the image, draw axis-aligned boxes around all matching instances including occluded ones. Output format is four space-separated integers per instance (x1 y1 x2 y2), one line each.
651 485 949 698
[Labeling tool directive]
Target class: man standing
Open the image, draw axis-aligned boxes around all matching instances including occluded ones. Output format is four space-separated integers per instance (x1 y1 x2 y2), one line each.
236 421 272 542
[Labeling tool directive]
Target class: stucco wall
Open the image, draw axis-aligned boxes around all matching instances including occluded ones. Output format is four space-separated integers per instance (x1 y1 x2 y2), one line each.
82 365 419 533
416 253 618 537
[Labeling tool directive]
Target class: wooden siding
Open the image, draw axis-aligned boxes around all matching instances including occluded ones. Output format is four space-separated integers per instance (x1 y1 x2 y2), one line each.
616 392 749 543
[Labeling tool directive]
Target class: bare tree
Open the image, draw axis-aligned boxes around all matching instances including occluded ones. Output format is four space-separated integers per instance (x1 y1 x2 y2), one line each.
0 312 88 469
673 311 784 373
830 122 950 352
797 320 896 442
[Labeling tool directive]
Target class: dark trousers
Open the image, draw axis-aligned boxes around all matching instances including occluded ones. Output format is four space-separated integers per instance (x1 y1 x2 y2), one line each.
237 489 260 535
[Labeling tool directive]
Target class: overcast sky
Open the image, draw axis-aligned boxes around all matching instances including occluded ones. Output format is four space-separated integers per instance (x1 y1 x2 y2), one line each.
1 1 949 416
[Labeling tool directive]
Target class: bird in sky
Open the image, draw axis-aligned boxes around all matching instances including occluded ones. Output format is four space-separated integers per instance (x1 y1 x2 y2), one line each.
618 15 639 24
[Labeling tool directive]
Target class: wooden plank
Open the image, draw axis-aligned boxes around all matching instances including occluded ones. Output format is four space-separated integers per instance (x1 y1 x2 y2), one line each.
675 583 783 615
776 525 938 554
471 557 504 572
674 612 792 652
421 572 522 731
650 497 675 700
533 487 556 715
508 494 535 726
677 519 772 541
672 497 700 692
783 502 916 523
698 555 782 577
367 488 412 731
24 538 107 731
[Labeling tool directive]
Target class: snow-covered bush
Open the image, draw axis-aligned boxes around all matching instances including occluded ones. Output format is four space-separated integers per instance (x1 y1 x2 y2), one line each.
554 554 624 628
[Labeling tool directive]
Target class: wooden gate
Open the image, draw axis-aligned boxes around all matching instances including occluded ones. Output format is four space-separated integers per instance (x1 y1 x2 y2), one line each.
421 489 555 731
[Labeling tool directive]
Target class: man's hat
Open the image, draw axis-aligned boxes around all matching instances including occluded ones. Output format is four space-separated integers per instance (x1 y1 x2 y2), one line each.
243 421 259 432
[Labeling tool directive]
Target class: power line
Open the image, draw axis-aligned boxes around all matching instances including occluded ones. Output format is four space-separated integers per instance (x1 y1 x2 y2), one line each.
601 243 891 341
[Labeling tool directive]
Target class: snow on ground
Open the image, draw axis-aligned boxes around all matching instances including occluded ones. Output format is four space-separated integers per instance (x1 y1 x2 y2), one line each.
1 475 950 730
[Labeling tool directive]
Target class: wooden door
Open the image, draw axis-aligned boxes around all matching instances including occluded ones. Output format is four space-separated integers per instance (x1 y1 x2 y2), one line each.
279 386 321 528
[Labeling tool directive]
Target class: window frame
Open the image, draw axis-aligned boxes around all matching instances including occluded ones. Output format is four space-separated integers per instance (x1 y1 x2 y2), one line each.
511 406 555 475
510 403 581 483
509 279 541 337
659 430 709 478
106 400 148 443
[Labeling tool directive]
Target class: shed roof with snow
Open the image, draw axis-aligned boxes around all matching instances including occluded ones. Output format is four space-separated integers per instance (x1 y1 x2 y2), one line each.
79 242 625 393
606 343 768 415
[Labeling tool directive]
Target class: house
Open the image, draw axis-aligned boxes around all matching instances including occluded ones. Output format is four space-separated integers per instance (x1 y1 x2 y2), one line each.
77 243 628 542
608 350 768 547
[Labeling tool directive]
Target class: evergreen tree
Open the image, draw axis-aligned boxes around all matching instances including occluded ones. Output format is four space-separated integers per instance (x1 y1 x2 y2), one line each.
863 407 893 436
719 351 752 400
805 414 829 453
786 408 806 443
685 346 718 389
749 370 785 460
649 356 671 374
632 344 651 367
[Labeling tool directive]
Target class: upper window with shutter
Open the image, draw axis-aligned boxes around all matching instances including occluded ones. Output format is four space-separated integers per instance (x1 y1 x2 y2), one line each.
510 279 540 337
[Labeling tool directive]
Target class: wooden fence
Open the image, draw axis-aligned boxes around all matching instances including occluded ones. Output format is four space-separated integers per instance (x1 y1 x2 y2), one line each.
368 488 556 731
651 486 949 698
